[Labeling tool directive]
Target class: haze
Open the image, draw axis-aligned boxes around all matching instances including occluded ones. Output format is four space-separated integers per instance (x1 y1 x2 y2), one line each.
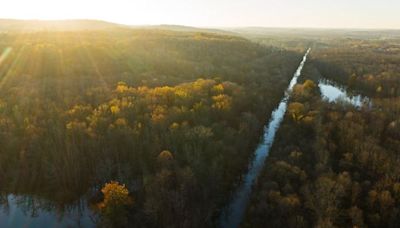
1 0 399 29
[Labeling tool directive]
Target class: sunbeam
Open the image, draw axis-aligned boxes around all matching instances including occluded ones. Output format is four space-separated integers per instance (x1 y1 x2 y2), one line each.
0 47 12 66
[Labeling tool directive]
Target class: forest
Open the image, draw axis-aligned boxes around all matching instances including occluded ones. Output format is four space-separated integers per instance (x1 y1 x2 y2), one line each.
0 20 399 228
243 37 400 227
0 23 303 227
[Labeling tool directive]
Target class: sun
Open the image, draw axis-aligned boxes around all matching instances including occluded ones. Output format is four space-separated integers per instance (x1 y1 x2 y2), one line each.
0 0 138 23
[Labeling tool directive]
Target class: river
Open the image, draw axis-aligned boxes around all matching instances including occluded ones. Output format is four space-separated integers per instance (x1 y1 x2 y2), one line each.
219 48 311 228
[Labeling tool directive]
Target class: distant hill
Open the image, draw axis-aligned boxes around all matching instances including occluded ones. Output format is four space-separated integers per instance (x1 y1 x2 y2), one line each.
137 24 237 36
0 19 235 35
228 27 400 39
0 19 124 32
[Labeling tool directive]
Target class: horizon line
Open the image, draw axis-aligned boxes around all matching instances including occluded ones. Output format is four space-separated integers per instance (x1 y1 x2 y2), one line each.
1 18 400 31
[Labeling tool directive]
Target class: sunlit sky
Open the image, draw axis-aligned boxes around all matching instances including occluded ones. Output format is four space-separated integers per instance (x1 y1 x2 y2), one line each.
1 0 400 29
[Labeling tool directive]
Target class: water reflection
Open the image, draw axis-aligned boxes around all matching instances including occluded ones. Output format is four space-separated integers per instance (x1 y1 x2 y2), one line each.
0 194 95 227
318 79 371 108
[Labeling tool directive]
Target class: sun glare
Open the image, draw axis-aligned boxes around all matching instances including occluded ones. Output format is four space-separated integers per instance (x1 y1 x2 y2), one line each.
1 0 400 28
0 47 12 66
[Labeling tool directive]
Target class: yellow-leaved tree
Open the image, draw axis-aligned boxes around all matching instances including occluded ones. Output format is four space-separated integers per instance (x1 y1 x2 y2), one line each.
97 181 133 226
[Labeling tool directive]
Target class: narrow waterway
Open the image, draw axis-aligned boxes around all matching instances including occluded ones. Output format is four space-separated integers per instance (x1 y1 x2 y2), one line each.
219 48 311 228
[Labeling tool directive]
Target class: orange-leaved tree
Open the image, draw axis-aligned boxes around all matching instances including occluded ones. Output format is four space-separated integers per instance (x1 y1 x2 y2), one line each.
98 181 133 226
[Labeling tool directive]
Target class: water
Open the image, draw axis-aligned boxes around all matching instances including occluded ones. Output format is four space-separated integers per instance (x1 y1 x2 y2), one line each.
219 48 311 228
0 194 95 227
318 79 371 108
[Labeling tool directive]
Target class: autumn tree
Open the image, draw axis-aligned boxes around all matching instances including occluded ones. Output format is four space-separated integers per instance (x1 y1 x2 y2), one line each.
97 181 133 227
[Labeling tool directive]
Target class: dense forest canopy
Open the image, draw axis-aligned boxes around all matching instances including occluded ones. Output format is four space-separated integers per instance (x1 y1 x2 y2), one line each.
0 19 399 227
244 35 400 228
0 24 304 227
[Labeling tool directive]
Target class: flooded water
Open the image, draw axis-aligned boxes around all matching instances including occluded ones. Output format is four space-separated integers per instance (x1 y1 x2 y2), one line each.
0 195 95 227
318 79 371 108
219 48 311 228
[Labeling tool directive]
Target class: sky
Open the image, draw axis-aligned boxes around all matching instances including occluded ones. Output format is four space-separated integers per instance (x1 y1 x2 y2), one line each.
1 0 400 29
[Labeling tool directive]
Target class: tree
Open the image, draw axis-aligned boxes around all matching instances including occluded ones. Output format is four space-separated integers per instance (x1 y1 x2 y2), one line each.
288 102 305 122
97 181 133 227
